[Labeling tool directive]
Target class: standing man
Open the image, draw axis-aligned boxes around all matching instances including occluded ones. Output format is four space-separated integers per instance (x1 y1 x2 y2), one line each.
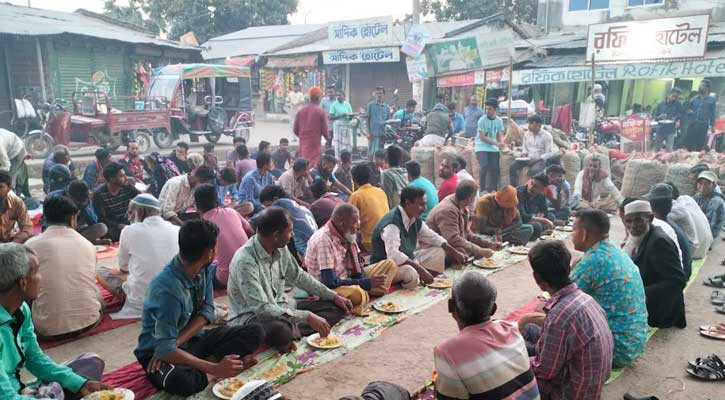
329 89 354 158
294 87 329 168
392 100 418 127
476 99 505 193
463 95 484 138
684 79 717 151
509 115 556 187
0 128 27 192
423 103 451 143
287 83 306 138
653 87 684 152
366 86 391 158
93 163 140 241
447 103 465 140
320 86 336 114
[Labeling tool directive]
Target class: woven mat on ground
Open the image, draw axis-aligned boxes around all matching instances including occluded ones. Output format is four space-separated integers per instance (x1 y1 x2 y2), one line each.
140 247 535 400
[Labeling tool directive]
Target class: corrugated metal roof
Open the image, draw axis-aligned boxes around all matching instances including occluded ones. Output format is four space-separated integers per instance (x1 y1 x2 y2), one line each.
203 35 302 60
0 3 198 51
208 24 326 41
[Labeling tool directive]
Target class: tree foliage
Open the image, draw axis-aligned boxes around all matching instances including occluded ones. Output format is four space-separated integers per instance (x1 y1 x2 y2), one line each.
421 0 538 25
103 0 299 42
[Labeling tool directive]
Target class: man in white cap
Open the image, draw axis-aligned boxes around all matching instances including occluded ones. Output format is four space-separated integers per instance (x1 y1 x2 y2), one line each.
622 199 686 328
693 170 725 242
97 193 180 319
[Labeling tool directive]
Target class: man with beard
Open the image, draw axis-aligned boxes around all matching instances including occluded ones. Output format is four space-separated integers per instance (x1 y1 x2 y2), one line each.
622 200 686 328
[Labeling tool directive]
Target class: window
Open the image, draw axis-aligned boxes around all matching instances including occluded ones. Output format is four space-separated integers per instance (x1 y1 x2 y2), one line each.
627 0 663 6
569 0 610 11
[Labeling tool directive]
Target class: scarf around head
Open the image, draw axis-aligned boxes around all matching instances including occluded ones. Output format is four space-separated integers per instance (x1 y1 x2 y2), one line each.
326 220 362 275
581 166 608 202
475 185 518 227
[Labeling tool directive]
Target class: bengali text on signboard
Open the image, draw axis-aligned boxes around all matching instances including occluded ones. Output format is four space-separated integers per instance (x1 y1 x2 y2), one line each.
323 47 400 64
329 17 393 47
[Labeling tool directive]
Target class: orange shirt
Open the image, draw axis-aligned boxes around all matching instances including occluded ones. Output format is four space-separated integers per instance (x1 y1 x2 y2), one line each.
348 183 389 249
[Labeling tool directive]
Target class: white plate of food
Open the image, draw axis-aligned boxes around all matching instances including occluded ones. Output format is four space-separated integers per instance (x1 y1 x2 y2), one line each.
472 258 498 269
373 301 408 314
557 226 573 232
427 278 453 289
508 246 530 255
212 378 245 400
515 157 531 162
306 333 344 349
82 389 134 400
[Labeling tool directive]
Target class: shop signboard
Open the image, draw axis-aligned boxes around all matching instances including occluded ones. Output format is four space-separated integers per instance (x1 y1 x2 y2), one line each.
586 15 709 62
329 17 393 47
401 24 430 58
323 47 400 64
620 114 650 145
512 57 725 85
406 54 429 81
485 67 510 88
477 30 515 67
429 37 482 74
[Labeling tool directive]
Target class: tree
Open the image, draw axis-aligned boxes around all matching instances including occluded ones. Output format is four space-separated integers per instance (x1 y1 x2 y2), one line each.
103 0 299 43
102 0 160 34
421 0 537 25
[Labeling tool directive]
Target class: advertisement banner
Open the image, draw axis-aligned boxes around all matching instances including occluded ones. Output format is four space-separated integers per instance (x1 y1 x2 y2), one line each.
323 48 400 64
401 24 430 58
512 57 725 85
428 37 482 74
620 115 650 143
406 54 429 81
485 67 510 88
437 71 476 87
477 30 515 67
586 15 709 62
329 17 393 47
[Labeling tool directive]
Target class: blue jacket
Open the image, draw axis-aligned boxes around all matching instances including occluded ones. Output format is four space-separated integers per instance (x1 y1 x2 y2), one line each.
694 190 725 240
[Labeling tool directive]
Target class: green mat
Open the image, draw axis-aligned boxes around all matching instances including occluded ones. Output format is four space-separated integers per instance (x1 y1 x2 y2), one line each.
605 256 707 384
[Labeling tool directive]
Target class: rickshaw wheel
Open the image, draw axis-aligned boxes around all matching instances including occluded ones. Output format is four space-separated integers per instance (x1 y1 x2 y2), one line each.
133 130 153 153
152 128 174 149
205 133 222 144
24 133 53 159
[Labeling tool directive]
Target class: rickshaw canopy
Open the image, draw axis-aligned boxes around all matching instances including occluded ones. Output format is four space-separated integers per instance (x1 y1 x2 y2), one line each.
156 63 251 79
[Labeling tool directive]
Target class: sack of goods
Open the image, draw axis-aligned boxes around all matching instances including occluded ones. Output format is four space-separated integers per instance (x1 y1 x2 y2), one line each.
621 159 668 198
411 146 436 183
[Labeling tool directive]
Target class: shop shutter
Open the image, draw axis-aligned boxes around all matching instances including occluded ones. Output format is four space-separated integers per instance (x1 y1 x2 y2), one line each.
350 61 412 112
0 46 11 129
56 45 94 102
55 44 130 107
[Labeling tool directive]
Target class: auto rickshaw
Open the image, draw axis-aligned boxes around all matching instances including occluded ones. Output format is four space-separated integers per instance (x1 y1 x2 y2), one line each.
146 63 255 149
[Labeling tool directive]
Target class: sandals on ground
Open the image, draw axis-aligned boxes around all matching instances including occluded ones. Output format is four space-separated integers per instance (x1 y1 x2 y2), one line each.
704 274 725 288
687 354 725 380
711 290 725 306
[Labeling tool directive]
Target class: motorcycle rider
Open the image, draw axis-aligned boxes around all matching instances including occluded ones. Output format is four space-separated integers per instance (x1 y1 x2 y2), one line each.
392 100 419 127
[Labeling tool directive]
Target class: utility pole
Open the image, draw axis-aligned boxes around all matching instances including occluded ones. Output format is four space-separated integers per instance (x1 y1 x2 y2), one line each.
412 0 420 24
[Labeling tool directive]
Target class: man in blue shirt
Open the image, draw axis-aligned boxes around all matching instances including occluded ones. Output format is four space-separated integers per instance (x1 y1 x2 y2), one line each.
464 96 484 138
448 102 465 141
366 86 391 159
258 185 317 259
653 87 684 152
134 220 265 396
215 167 238 206
311 154 352 197
238 152 275 214
392 99 419 127
405 160 438 220
684 79 717 151
475 98 505 192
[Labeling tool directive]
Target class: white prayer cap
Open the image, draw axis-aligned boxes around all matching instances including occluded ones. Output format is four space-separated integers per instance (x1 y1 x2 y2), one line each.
624 200 652 216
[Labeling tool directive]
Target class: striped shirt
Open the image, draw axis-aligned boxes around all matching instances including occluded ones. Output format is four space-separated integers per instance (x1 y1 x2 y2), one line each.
434 320 540 400
531 283 613 400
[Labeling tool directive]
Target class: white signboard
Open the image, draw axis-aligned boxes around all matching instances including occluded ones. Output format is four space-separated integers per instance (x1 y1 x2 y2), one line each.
512 57 725 85
476 30 515 67
586 15 709 62
323 47 400 64
406 54 429 81
329 17 393 47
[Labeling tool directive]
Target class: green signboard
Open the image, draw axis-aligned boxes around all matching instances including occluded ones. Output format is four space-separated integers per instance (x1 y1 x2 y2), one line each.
429 38 482 74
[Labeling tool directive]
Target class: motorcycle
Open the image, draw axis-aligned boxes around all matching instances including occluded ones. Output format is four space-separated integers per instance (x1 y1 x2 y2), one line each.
24 99 69 159
383 119 424 151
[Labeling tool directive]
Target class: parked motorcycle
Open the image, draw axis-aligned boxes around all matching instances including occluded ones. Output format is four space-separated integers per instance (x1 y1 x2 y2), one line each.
383 119 424 151
10 95 41 137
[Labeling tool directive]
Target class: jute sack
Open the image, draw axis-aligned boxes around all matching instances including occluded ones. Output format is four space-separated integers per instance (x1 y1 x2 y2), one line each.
499 150 516 188
504 120 523 146
621 159 668 198
562 150 582 189
665 163 695 197
469 144 480 184
457 144 474 179
434 146 459 186
411 146 436 183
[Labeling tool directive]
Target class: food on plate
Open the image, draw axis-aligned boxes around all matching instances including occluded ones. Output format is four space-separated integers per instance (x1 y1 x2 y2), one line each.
428 278 453 289
311 335 342 347
508 246 529 254
376 302 403 313
85 390 126 400
473 258 497 268
558 226 573 232
218 378 245 397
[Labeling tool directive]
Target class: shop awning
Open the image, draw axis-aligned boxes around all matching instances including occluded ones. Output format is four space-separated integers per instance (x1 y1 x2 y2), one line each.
265 54 319 69
225 56 255 66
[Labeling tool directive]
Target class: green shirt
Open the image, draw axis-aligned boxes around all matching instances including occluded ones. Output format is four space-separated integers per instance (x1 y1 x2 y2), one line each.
370 207 422 264
227 236 337 325
0 303 86 397
381 167 409 209
409 176 439 220
329 100 353 122
475 115 504 152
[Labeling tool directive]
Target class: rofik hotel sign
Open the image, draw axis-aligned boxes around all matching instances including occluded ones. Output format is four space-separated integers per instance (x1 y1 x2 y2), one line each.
586 15 709 62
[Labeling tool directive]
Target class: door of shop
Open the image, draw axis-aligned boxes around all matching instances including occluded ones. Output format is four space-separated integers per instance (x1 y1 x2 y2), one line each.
350 61 412 113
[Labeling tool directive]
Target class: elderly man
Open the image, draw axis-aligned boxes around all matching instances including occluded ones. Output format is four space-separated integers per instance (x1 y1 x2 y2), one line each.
623 200 687 328
238 152 276 215
135 220 265 396
509 115 556 187
381 145 409 209
348 163 389 251
620 197 684 272
82 148 113 190
92 162 140 241
474 185 534 245
278 158 313 207
435 271 539 400
574 155 622 211
0 243 110 397
525 240 613 400
42 145 75 193
27 196 101 338
294 86 329 168
228 206 353 338
97 194 179 319
406 160 438 220
570 209 648 367
0 170 32 244
158 165 215 225
306 204 404 315
370 186 466 283
646 184 693 279
694 170 725 242
427 181 499 261
667 182 712 259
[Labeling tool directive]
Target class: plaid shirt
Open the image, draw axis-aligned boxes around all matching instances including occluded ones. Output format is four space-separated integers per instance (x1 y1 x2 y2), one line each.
305 224 357 282
531 283 613 400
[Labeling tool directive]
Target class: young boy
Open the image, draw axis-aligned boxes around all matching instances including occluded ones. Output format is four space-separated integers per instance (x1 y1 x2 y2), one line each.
272 138 293 178
475 98 505 193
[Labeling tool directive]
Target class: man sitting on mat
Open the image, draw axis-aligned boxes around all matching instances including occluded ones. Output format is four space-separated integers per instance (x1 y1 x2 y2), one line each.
517 174 564 240
523 240 613 400
0 243 111 398
93 162 140 241
134 220 265 397
158 166 215 225
426 180 500 261
473 185 535 245
435 271 539 400
369 186 465 285
97 194 179 319
26 195 102 339
570 209 648 368
306 203 405 315
227 206 353 340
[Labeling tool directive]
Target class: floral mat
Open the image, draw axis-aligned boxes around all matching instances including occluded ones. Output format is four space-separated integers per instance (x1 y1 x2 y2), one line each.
146 244 538 400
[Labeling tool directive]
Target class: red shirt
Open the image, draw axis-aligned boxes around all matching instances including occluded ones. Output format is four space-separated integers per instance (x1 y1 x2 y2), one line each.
437 174 459 202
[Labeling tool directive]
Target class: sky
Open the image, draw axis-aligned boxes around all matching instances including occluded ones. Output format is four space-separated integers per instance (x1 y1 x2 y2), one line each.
6 0 417 24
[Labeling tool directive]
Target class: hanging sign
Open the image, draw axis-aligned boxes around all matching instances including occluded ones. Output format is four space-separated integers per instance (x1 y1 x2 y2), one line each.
401 24 430 58
428 37 482 74
476 30 515 67
406 54 429 81
322 47 400 64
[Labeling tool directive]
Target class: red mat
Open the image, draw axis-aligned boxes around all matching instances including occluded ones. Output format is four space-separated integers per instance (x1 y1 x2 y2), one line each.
39 314 140 350
97 245 119 260
103 362 158 400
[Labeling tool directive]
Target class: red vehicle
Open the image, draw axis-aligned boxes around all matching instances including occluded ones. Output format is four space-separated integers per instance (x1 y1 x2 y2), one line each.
24 92 166 159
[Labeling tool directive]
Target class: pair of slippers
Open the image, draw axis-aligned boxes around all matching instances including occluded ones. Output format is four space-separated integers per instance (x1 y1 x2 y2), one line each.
699 324 725 340
686 354 725 381
709 291 725 314
704 274 725 288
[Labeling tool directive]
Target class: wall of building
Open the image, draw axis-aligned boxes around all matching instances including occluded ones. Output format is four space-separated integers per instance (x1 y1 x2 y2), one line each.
349 60 411 113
